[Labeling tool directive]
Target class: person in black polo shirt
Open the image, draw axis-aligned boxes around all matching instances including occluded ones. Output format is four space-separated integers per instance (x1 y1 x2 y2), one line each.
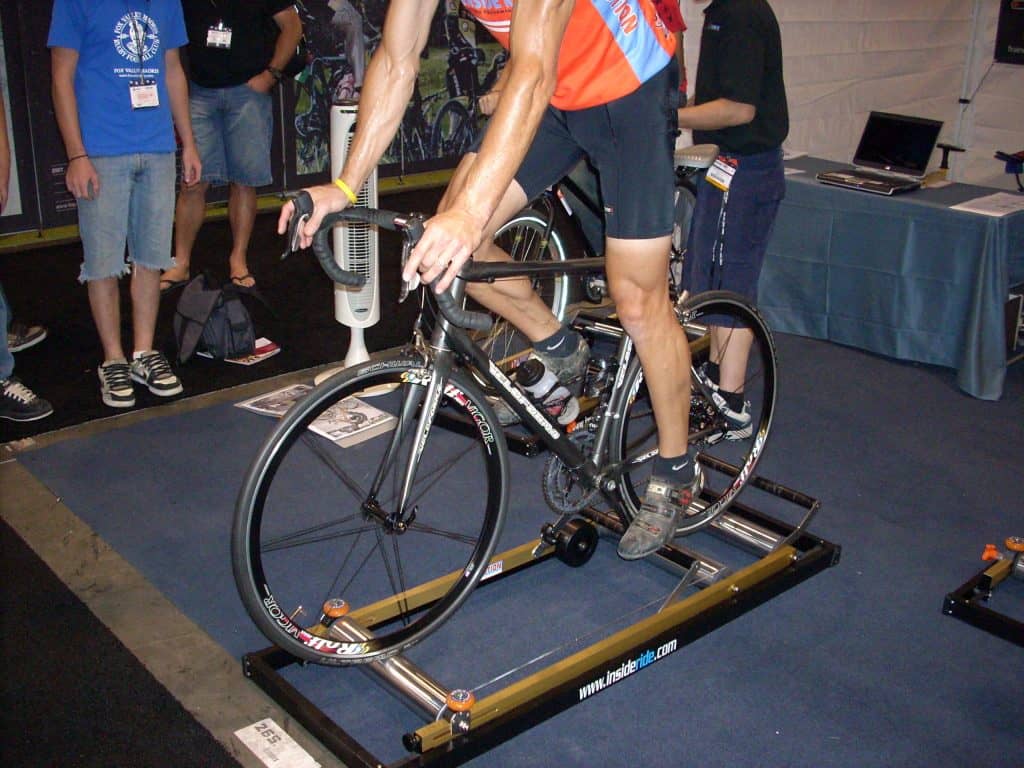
164 1 302 293
677 0 788 441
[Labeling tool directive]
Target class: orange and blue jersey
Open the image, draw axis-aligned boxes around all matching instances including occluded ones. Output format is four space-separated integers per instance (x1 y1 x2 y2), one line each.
460 0 676 110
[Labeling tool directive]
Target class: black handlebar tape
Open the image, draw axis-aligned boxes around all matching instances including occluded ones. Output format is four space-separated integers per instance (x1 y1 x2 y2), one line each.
434 287 493 332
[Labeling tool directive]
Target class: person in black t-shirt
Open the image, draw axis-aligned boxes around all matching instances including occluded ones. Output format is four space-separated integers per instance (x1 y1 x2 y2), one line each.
164 1 302 293
677 0 788 441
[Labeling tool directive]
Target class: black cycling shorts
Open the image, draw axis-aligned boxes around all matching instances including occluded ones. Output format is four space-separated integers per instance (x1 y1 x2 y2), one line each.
476 63 680 240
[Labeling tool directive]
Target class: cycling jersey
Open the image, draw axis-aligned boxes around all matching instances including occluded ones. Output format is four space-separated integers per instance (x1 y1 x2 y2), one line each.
460 0 675 110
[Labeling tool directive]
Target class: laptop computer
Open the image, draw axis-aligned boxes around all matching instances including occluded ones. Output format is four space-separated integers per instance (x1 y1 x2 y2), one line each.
816 111 943 195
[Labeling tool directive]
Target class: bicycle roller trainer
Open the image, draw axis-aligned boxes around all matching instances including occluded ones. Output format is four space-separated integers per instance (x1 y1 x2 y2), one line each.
235 197 841 766
943 536 1024 647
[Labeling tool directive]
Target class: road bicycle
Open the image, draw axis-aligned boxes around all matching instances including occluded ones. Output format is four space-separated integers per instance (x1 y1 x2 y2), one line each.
472 144 717 374
231 188 778 666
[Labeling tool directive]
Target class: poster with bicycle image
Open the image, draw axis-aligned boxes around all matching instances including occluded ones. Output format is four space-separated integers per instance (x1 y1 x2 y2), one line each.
286 0 506 182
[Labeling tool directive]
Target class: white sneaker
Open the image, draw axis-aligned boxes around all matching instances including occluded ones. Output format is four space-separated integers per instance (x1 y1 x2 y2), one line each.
98 359 135 408
130 351 183 397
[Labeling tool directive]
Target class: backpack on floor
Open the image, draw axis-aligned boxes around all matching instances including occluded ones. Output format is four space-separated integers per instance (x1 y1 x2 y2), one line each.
173 273 256 363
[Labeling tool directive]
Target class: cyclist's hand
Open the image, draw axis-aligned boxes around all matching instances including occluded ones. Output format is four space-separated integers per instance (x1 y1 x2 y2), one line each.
276 183 350 250
65 156 100 201
404 209 484 294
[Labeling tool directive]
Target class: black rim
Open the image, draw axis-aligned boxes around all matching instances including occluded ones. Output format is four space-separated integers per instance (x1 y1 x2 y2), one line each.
612 293 777 532
232 362 507 664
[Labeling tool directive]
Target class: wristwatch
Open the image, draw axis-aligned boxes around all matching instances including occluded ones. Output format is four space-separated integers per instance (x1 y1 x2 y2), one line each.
267 66 283 83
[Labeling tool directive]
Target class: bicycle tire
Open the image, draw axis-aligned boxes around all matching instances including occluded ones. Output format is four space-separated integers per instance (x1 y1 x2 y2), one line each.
608 290 777 535
669 176 697 299
232 354 509 665
430 99 475 158
468 210 572 372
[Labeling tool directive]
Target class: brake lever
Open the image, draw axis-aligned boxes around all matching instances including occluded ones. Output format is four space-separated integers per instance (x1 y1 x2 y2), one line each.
280 191 315 260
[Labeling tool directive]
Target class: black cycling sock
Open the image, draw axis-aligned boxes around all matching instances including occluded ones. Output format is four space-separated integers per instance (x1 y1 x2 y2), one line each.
535 326 577 358
718 388 745 413
653 451 697 484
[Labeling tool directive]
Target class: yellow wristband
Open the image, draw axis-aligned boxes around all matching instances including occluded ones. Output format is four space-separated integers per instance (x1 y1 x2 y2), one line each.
334 177 358 204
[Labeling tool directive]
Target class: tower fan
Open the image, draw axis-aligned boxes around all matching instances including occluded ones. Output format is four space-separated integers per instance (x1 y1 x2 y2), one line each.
316 102 379 384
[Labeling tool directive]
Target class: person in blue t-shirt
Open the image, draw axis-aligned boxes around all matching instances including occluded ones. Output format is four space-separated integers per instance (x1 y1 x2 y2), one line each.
48 0 201 409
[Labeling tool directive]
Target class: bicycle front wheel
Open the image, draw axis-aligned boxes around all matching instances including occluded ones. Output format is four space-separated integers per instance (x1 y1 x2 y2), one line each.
232 356 509 664
470 210 572 370
609 291 777 535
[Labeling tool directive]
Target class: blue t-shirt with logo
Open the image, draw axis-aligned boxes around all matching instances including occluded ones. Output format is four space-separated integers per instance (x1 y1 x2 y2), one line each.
48 0 188 157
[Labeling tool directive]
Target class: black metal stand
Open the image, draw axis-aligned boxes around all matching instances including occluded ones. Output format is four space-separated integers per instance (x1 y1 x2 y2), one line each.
942 547 1024 648
241 469 840 768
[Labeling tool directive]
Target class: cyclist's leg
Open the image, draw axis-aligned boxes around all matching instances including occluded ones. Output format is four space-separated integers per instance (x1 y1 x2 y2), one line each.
604 239 690 457
444 157 560 339
447 109 581 341
584 62 688 457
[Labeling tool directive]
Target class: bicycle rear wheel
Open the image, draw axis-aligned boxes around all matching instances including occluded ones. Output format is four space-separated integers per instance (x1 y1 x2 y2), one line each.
609 291 777 535
470 210 572 371
232 356 509 664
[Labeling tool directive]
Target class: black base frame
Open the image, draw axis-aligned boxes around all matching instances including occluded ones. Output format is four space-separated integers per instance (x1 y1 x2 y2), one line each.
240 471 840 768
942 555 1024 648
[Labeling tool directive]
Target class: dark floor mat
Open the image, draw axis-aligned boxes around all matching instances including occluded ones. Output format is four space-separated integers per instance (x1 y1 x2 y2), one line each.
0 187 444 443
0 518 242 768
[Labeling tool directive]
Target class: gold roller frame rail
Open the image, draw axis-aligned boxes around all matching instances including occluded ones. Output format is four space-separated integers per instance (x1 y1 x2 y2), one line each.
241 464 840 767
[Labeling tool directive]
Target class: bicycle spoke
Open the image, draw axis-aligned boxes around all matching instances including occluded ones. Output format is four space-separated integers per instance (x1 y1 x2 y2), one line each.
261 517 371 552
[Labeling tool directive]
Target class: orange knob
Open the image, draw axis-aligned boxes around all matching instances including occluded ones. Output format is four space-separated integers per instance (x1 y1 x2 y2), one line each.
445 689 476 712
1005 536 1024 553
981 544 1001 561
322 598 350 618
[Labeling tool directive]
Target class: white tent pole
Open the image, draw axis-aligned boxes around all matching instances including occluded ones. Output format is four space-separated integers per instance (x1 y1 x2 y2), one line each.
953 0 984 152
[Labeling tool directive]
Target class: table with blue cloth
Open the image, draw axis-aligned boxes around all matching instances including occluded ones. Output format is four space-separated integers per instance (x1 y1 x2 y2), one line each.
758 156 1024 400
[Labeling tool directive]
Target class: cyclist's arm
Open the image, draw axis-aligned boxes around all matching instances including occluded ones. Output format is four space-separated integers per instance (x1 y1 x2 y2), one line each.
279 0 440 243
677 98 755 131
51 46 100 200
479 60 512 116
407 0 573 291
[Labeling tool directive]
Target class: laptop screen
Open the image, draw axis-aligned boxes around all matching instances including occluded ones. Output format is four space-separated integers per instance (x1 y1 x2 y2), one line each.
853 112 943 177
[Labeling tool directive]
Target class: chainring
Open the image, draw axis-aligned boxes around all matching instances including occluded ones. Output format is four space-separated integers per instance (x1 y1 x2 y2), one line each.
542 430 599 515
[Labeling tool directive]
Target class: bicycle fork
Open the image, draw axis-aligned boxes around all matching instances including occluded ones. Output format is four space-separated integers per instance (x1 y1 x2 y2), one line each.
363 352 456 532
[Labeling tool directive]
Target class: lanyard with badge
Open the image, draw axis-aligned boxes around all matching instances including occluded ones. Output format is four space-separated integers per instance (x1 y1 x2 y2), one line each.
206 0 232 49
127 2 158 109
705 154 739 279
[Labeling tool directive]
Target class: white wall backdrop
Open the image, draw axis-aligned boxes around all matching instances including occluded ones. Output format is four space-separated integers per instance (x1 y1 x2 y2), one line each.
679 0 1024 189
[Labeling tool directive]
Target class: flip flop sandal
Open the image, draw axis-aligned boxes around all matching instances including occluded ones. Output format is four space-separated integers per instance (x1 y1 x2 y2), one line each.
229 273 256 289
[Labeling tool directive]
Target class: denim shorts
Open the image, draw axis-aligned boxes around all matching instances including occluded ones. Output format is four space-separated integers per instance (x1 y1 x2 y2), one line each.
77 153 176 282
190 83 274 187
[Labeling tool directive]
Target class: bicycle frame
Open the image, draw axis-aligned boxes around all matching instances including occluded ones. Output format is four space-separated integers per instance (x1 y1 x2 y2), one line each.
381 257 645 529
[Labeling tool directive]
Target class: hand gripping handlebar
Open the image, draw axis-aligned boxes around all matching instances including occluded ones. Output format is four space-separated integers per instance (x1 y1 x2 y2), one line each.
286 191 492 332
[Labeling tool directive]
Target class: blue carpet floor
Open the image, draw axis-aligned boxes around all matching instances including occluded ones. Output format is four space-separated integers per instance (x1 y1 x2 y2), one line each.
19 332 1023 767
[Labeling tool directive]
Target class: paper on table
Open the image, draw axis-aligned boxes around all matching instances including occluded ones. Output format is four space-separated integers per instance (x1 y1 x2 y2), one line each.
949 192 1024 217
